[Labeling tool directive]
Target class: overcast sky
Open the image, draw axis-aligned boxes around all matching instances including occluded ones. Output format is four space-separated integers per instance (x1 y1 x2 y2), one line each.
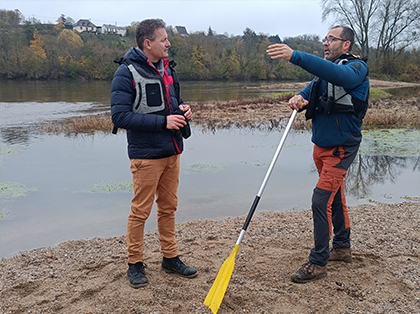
1 0 333 38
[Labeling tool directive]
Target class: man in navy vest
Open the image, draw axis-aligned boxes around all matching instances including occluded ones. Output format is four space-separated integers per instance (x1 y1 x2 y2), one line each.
267 26 369 283
111 18 197 288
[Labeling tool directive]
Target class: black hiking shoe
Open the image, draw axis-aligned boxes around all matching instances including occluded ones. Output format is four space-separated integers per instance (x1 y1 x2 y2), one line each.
162 256 198 278
291 262 327 283
329 247 352 263
127 262 148 288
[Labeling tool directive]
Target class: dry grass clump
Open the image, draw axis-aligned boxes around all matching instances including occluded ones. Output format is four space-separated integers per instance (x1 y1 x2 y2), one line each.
37 95 420 136
189 96 310 132
363 97 420 129
242 82 310 90
39 114 114 136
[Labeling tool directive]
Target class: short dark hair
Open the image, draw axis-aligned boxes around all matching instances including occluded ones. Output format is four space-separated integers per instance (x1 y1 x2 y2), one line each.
136 19 166 49
332 25 354 51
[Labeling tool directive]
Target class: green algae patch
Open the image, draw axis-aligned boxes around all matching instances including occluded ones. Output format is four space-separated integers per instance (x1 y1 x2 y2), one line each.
402 196 420 201
184 161 230 173
369 88 392 101
87 181 133 193
0 182 37 198
265 91 295 98
0 146 27 156
0 146 28 165
0 209 10 220
360 129 420 157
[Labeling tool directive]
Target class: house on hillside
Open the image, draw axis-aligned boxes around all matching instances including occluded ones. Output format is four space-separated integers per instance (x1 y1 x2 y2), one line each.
173 26 188 36
102 24 127 36
73 19 97 33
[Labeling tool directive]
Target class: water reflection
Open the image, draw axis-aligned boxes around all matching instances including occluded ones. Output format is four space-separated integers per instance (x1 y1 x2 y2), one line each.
346 155 419 199
1 128 419 200
0 79 269 104
383 86 420 97
0 80 113 103
180 80 274 101
2 80 419 104
0 129 418 258
0 126 34 145
0 79 275 146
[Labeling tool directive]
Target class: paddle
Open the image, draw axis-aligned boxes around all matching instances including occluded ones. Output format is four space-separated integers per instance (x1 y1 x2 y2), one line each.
204 109 298 313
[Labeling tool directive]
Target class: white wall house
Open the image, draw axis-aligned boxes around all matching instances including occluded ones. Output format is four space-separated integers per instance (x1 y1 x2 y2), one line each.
73 19 97 33
102 24 127 36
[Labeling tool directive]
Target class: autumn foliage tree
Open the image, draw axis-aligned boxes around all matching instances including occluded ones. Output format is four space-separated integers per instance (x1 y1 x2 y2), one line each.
0 8 419 81
29 31 47 78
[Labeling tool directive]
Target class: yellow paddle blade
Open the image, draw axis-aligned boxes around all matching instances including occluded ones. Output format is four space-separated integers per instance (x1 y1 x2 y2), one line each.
204 244 240 314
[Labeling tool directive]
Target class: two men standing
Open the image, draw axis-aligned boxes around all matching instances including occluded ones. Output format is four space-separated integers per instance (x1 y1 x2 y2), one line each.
112 20 368 287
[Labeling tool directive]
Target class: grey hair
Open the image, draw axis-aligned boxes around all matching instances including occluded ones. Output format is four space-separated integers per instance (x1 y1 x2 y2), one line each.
136 19 166 49
331 25 354 51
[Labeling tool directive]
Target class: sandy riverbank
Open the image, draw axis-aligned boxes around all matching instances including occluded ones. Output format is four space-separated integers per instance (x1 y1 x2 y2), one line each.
1 202 419 313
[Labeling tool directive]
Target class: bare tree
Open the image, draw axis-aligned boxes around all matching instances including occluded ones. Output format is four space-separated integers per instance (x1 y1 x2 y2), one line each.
322 0 380 57
322 0 420 64
375 0 420 63
66 17 75 25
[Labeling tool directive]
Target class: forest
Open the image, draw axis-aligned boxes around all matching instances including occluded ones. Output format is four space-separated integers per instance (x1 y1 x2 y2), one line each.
1 0 420 82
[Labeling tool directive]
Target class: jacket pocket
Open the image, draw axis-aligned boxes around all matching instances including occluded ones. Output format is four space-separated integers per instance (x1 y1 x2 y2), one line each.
130 159 144 172
146 83 163 107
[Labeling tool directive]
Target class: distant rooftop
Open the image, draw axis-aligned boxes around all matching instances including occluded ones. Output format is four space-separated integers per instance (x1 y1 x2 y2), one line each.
173 26 188 36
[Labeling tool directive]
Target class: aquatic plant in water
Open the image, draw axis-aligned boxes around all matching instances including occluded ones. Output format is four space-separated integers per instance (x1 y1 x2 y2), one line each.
360 129 420 157
0 182 37 198
88 182 133 193
0 209 10 220
0 146 28 164
184 161 230 172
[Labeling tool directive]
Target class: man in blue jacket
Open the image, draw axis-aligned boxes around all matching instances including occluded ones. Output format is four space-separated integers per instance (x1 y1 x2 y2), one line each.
267 26 369 283
111 18 197 288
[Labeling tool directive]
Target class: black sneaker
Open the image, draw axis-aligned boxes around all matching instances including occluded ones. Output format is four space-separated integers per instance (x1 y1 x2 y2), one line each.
162 256 198 278
127 262 148 288
291 262 327 283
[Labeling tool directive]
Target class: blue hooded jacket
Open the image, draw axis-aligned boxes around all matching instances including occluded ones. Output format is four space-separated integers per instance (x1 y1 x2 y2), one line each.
111 47 184 159
290 51 369 148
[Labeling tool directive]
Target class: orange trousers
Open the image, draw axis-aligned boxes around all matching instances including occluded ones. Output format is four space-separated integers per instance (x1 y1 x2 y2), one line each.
309 140 359 266
127 155 180 264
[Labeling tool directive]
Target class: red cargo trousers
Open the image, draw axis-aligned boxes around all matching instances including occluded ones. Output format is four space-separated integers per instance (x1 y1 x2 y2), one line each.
127 155 180 264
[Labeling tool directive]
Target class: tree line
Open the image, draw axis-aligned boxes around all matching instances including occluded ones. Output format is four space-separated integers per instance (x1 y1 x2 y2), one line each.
1 3 420 82
322 0 420 80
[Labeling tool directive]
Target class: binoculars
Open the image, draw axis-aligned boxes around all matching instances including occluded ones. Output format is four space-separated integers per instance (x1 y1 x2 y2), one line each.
172 109 191 139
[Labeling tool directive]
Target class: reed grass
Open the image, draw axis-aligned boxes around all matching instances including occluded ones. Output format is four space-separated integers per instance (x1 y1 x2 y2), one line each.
363 97 420 129
39 114 114 135
37 94 420 136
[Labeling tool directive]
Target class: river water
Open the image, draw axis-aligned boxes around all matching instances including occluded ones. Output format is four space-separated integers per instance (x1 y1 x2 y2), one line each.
0 80 419 258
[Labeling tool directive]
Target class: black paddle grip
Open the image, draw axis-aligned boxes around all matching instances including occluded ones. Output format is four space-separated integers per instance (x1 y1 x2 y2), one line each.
242 196 261 231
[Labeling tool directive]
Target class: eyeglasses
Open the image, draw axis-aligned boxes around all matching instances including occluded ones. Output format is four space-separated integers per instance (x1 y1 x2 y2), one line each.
322 36 347 45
